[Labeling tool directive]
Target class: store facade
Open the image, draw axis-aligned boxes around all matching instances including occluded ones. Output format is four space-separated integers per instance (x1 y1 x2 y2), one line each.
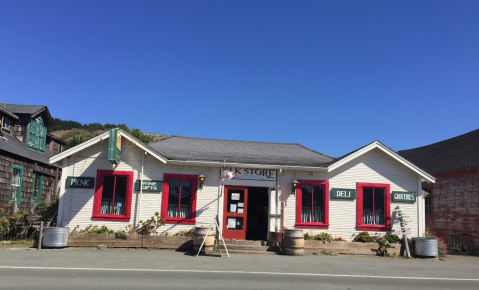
50 129 435 241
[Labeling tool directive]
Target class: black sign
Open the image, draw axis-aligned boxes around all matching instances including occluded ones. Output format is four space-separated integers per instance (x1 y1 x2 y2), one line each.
331 188 356 199
66 177 95 189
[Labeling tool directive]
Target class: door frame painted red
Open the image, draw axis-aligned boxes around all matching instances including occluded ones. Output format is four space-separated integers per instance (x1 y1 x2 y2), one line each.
223 186 248 240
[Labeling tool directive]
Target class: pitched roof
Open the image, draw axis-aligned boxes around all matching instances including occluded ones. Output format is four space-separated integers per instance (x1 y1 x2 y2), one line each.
0 134 58 167
398 129 479 175
4 104 53 125
148 136 335 167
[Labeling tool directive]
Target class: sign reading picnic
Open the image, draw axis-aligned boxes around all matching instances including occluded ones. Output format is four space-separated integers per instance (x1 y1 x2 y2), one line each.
223 167 277 181
66 177 95 189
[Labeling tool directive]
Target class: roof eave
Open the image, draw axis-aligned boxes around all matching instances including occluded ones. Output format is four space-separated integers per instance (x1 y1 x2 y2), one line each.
167 159 329 171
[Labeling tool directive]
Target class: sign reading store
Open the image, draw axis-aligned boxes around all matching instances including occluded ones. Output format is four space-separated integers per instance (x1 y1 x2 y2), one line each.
66 177 95 189
223 167 277 181
392 191 416 203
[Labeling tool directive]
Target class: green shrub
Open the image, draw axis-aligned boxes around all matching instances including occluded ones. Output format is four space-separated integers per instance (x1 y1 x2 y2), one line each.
312 232 333 243
78 225 115 235
137 212 165 235
353 231 373 243
384 233 400 244
36 197 59 227
115 230 127 240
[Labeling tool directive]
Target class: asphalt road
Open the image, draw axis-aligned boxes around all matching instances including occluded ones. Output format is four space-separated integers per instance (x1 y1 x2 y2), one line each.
1 248 478 290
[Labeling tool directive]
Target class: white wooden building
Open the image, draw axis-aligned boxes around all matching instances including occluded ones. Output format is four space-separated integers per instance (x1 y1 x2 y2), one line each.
49 129 435 241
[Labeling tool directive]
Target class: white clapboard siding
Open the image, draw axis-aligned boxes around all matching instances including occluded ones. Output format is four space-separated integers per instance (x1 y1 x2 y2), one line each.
62 137 221 233
279 148 421 241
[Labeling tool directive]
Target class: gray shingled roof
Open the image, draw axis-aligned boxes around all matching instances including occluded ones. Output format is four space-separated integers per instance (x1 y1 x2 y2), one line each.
148 136 335 167
398 129 479 175
4 104 53 125
0 133 57 167
4 104 46 115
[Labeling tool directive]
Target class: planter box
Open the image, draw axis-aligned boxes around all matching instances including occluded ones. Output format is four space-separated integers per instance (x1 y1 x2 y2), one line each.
143 235 193 251
68 233 193 251
68 234 142 248
304 240 401 256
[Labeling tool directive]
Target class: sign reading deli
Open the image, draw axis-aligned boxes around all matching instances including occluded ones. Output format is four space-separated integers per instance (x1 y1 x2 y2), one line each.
223 167 277 181
108 129 121 165
331 188 356 199
392 191 416 203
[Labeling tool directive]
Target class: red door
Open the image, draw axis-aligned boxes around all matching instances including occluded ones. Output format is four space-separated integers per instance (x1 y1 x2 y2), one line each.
223 186 248 240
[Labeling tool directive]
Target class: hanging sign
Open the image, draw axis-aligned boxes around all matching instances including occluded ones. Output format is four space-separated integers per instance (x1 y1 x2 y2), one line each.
392 191 416 203
108 129 121 165
135 180 162 192
223 168 276 181
331 188 356 199
66 177 95 189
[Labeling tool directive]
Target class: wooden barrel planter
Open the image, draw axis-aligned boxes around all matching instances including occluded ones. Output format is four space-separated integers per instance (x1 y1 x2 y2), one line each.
193 226 215 254
283 229 304 256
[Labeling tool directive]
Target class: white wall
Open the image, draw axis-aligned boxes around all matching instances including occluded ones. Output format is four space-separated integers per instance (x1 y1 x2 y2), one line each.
59 137 221 234
280 148 421 241
59 141 423 240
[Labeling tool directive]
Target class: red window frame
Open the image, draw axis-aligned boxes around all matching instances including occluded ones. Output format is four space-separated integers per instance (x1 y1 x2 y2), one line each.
93 170 134 221
295 179 329 229
356 182 391 231
161 174 197 225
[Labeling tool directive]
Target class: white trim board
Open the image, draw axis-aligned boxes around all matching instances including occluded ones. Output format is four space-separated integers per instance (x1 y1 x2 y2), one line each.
49 129 167 164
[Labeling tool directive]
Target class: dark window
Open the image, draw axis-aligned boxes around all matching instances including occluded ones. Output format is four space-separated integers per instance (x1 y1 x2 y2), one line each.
295 179 329 229
162 174 198 224
93 170 133 221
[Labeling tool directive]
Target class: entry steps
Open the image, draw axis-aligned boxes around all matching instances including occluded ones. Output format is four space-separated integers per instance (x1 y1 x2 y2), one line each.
219 239 282 255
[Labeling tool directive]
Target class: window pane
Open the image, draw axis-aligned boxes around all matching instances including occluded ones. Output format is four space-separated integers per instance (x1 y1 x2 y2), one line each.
312 186 324 222
301 185 312 222
33 174 42 204
363 188 374 225
28 121 36 146
101 176 115 214
167 180 180 217
227 190 245 213
11 168 21 201
373 188 385 225
179 181 191 218
113 177 127 215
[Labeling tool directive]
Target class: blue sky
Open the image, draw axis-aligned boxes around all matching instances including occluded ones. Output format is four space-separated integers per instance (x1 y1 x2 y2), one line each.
1 1 478 157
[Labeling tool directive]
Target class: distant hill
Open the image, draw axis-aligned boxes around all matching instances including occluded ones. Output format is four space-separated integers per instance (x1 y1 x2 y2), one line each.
49 119 168 149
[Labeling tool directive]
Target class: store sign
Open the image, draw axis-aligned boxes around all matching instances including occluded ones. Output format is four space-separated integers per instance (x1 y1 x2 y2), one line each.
108 129 121 165
392 191 416 203
135 180 162 192
66 177 95 189
331 188 356 199
223 167 277 181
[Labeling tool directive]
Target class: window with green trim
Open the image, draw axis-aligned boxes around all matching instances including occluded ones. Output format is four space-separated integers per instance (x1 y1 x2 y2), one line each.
32 173 43 205
10 165 23 204
27 119 47 152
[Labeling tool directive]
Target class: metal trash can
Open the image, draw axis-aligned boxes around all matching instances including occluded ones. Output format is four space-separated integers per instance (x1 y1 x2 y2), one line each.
42 227 70 248
414 238 438 257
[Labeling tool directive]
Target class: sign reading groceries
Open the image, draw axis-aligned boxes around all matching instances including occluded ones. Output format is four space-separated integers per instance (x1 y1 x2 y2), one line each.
223 167 277 181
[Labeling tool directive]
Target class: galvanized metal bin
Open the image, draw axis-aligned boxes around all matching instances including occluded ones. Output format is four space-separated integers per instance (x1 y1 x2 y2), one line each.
414 238 438 257
42 227 70 248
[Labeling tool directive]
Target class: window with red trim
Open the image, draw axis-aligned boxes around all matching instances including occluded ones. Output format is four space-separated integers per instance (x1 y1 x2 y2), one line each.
161 174 197 225
356 183 391 231
295 179 329 229
93 170 133 221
